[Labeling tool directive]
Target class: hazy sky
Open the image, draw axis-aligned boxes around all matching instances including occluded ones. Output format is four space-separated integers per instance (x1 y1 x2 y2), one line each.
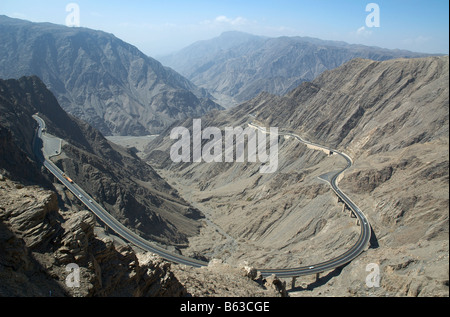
1 0 448 57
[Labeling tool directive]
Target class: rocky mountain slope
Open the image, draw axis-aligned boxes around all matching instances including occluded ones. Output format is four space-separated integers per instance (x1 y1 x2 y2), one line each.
0 15 222 136
0 76 285 297
145 56 449 296
161 31 432 108
0 76 188 296
1 174 284 297
0 75 203 246
0 177 187 297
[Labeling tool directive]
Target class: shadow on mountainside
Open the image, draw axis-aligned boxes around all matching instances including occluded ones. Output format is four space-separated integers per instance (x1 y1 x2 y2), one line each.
288 264 348 292
0 221 70 297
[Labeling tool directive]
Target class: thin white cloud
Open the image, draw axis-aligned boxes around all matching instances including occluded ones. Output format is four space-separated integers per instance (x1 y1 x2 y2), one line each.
402 35 430 46
214 15 230 23
356 26 373 37
204 15 249 27
11 12 27 19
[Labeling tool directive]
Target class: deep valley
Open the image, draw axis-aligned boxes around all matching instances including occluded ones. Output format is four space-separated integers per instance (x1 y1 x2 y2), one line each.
0 13 448 298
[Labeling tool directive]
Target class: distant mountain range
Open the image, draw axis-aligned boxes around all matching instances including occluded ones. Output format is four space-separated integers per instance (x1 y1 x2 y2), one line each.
0 15 222 136
0 16 436 133
160 31 434 108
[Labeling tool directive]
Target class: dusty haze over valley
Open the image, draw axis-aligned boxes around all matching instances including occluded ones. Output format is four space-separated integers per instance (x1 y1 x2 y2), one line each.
0 1 448 300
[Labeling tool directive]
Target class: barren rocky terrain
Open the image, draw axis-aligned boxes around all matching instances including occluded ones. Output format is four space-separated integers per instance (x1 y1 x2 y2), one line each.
0 176 187 297
0 174 288 297
0 75 192 296
0 32 447 296
0 76 206 246
161 31 431 108
0 76 286 297
146 56 449 296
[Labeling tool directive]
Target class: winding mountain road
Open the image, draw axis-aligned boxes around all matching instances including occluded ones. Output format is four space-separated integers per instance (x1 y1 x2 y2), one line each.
33 115 207 268
249 123 371 278
33 114 371 278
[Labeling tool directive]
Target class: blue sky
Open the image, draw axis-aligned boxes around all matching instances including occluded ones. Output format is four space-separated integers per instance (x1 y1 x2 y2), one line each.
1 0 448 56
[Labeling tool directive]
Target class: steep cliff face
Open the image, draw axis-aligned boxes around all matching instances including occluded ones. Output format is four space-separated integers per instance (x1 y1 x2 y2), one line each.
245 57 448 153
145 56 449 296
0 76 204 245
161 31 432 108
0 177 187 297
0 173 287 297
0 15 222 136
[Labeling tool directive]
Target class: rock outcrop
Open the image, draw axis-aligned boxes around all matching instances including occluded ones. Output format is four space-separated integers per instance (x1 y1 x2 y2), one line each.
1 174 285 297
172 259 287 297
0 176 186 297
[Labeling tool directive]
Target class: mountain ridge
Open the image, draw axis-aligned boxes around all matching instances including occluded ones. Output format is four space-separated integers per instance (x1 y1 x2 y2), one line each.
0 15 222 136
160 31 436 108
